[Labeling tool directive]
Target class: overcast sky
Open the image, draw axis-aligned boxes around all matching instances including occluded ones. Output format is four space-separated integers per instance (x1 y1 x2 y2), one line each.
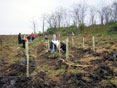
0 0 114 35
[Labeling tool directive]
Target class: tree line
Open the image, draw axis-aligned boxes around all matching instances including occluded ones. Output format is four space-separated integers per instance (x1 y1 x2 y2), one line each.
32 1 117 33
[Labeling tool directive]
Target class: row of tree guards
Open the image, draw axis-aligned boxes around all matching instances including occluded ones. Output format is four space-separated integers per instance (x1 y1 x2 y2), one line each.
25 36 96 77
82 36 95 52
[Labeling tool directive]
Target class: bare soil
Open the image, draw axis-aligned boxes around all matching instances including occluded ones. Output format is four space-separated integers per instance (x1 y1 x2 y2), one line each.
0 35 117 88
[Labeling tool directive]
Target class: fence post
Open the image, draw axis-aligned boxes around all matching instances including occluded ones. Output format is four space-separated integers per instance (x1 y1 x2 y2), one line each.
66 38 69 59
83 37 84 48
92 36 95 52
25 40 29 77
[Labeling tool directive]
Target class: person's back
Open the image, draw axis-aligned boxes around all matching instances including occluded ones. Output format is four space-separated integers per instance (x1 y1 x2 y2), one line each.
52 40 59 47
50 34 60 54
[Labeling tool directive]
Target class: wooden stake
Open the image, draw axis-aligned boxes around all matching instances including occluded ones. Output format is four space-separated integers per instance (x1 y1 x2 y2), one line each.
83 37 84 48
92 36 95 52
66 38 69 59
25 40 29 77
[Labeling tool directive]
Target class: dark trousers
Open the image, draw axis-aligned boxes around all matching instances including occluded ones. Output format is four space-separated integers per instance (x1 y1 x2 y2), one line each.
22 40 25 49
18 39 22 44
32 37 34 41
18 36 22 44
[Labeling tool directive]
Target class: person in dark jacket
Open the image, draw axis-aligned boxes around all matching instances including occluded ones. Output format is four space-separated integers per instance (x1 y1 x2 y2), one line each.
18 33 22 44
50 42 58 54
60 42 66 54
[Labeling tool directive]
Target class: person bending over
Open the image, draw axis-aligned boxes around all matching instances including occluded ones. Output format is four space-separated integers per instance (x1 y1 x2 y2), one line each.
50 34 60 54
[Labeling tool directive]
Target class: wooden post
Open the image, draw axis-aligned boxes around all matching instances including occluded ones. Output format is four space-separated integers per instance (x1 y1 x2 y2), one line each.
25 40 29 77
83 37 84 48
66 38 69 59
92 36 95 52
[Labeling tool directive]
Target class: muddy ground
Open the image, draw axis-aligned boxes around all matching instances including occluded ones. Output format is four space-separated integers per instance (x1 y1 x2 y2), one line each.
0 35 117 88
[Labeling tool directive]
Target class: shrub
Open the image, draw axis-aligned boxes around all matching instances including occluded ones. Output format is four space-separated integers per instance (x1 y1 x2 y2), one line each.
108 23 117 34
47 28 55 34
107 21 117 25
68 25 77 34
78 24 86 31
38 32 43 36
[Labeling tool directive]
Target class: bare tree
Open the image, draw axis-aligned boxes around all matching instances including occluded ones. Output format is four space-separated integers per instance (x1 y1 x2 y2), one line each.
90 7 97 25
98 7 105 25
71 4 80 27
63 10 71 27
41 15 47 35
71 3 87 27
51 13 58 31
32 18 37 34
103 6 112 24
112 1 117 21
55 9 63 28
46 15 53 28
55 8 71 27
46 13 58 31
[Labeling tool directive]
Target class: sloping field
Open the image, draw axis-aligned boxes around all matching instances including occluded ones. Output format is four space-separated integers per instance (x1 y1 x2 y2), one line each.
0 35 117 88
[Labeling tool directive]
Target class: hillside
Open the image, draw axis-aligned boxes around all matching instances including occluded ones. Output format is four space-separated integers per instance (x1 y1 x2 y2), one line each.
0 32 117 88
46 23 117 37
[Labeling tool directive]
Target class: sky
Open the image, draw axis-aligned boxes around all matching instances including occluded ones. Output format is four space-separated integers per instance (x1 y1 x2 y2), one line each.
0 0 114 35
